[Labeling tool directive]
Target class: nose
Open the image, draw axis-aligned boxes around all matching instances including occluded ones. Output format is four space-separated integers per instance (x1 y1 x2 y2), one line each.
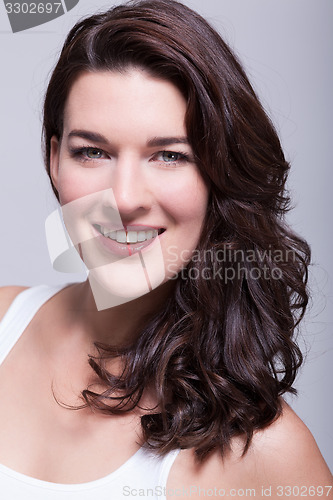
102 154 152 217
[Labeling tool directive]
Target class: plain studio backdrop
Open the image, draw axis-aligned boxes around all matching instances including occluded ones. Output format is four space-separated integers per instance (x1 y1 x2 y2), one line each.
0 0 332 470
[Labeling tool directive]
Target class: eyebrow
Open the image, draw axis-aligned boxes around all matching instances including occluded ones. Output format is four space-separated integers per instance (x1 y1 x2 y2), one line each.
67 130 189 148
147 136 189 147
67 130 108 144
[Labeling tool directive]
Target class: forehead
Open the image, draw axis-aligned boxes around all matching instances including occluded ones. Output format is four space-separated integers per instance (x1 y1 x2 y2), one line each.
63 70 187 139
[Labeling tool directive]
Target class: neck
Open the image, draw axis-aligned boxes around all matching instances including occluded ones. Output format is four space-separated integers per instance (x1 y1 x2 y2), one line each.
67 278 175 348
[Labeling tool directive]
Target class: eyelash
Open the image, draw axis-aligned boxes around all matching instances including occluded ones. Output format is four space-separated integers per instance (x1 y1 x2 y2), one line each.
68 146 192 166
69 146 107 163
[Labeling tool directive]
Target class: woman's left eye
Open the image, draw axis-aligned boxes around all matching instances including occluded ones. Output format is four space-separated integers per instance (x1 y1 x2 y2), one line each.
155 151 190 164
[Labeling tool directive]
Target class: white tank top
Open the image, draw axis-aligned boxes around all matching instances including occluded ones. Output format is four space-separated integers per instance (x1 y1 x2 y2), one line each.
0 285 180 499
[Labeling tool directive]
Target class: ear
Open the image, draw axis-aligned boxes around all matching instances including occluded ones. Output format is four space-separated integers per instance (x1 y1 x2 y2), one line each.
50 135 60 191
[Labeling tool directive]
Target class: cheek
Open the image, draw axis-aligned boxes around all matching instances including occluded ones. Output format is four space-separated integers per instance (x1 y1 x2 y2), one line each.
162 174 209 226
159 174 209 276
57 165 106 207
56 165 110 241
57 177 82 207
161 179 208 279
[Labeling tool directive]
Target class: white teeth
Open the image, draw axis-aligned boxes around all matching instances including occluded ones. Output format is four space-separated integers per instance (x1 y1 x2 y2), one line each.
98 226 160 244
127 231 138 243
104 230 115 239
137 231 146 242
116 230 127 243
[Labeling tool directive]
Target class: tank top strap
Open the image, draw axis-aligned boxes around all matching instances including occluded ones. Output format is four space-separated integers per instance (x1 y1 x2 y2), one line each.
126 446 181 492
0 284 66 366
157 448 181 488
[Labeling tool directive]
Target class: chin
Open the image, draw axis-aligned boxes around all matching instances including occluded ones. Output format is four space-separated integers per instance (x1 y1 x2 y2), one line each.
86 242 166 311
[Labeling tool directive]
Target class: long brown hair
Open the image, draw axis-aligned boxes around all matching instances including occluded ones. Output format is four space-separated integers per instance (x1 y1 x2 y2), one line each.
43 0 310 460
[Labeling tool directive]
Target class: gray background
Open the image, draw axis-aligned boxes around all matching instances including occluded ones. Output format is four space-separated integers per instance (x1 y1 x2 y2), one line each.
0 0 332 470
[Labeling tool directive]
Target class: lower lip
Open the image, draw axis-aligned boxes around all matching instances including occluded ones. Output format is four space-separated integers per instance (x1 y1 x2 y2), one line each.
91 226 164 257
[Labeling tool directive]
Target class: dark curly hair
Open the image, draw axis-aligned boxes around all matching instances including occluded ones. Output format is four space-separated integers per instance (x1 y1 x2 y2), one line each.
43 0 310 460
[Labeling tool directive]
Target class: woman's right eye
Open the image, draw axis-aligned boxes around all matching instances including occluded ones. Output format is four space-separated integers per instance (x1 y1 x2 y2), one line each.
69 146 109 162
85 147 105 159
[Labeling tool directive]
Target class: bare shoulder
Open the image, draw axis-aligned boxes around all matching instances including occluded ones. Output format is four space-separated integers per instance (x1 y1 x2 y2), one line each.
0 286 29 322
168 401 332 498
249 401 332 484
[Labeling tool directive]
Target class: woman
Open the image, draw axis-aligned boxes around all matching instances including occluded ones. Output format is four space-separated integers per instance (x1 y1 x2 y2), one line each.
0 0 331 497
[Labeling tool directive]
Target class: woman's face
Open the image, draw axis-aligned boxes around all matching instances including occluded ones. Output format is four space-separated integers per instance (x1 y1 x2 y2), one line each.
50 69 209 308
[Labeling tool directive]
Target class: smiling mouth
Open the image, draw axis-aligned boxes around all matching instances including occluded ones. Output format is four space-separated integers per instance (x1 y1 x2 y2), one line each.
93 224 166 244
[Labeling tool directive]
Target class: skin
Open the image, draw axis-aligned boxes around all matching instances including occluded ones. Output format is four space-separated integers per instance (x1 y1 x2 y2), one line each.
0 69 331 493
51 69 209 313
168 401 332 498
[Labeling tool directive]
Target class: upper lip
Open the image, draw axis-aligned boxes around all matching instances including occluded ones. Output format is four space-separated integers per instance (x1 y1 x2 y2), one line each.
93 223 166 232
